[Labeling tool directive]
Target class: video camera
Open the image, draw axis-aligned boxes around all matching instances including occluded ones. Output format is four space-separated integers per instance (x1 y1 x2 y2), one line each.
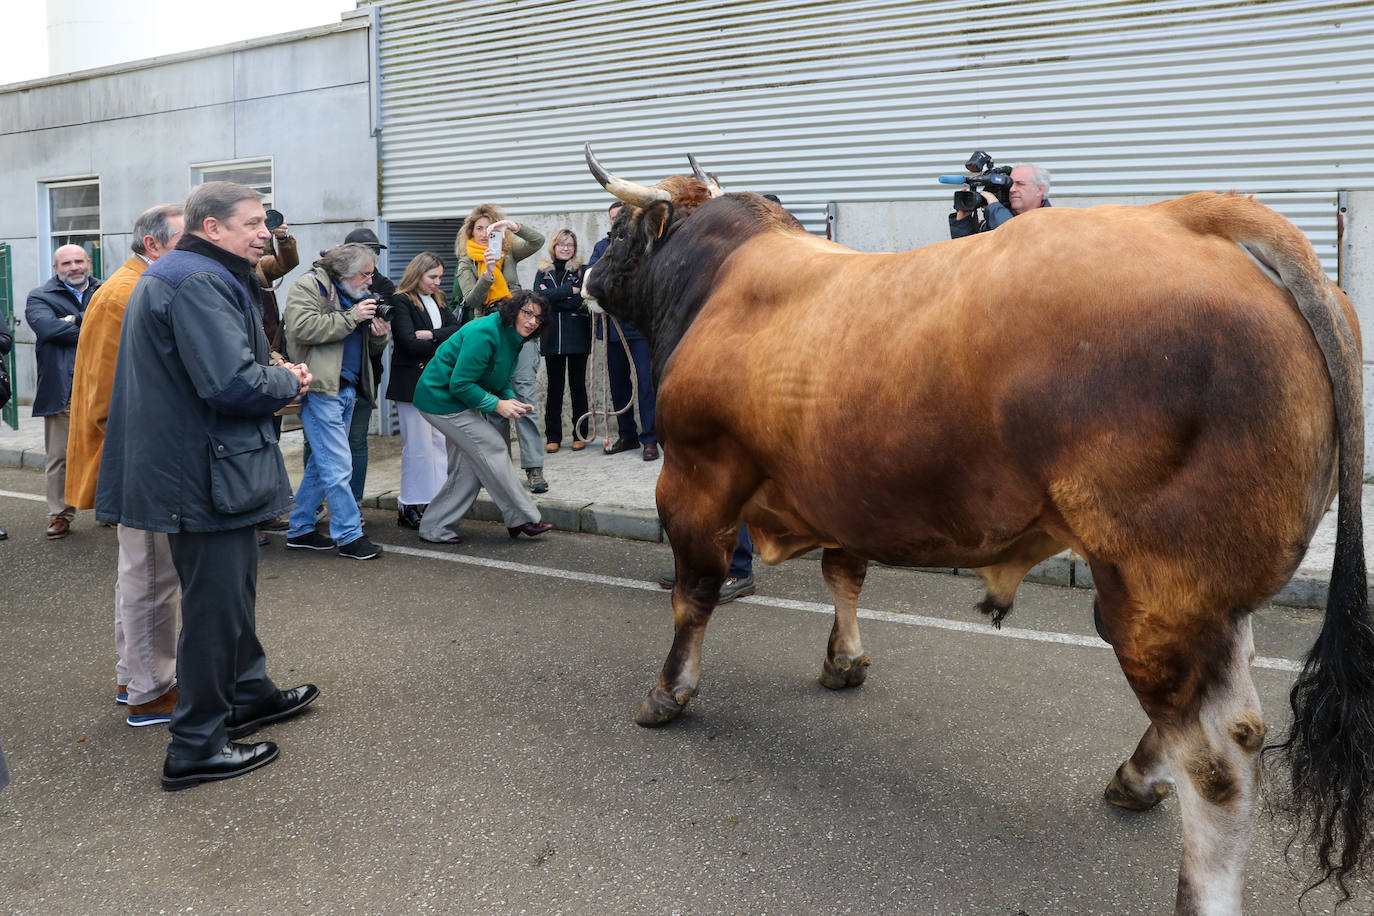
938 151 1013 211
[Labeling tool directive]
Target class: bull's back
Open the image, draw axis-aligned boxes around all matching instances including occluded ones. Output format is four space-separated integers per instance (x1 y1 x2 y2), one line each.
658 198 1338 575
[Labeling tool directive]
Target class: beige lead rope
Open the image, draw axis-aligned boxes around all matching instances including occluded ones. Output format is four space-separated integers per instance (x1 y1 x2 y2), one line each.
575 311 639 447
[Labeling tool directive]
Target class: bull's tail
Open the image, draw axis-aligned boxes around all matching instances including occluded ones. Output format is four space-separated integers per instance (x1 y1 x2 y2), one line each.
1198 193 1374 900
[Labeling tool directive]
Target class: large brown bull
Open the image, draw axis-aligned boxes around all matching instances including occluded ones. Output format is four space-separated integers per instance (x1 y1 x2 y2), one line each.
582 145 1373 913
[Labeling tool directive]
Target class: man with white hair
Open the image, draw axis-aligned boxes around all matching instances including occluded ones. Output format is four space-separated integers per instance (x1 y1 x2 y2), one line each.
282 242 391 560
949 163 1053 238
25 243 101 539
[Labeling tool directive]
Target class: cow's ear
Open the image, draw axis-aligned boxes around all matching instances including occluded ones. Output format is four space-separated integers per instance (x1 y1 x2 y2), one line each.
644 201 674 240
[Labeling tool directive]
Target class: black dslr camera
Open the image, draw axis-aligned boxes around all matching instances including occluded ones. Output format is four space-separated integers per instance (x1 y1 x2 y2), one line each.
938 151 1013 210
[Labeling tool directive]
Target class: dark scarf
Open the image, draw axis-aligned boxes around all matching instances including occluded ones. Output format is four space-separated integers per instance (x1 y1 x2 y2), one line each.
176 234 262 306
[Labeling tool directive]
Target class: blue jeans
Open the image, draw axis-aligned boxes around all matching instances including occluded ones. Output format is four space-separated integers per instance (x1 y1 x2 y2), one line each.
289 385 363 544
300 399 372 504
731 526 754 579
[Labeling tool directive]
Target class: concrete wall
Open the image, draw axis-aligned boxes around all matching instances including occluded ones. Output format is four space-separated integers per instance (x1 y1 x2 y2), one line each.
0 21 377 406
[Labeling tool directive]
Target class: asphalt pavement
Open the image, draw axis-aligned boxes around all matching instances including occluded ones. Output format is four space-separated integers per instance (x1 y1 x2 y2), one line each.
0 458 1370 913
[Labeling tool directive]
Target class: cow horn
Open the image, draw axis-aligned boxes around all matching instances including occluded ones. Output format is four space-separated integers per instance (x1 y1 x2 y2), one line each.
687 153 725 198
585 143 671 208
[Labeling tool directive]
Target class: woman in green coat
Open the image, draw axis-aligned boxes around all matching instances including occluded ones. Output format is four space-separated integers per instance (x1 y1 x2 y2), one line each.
413 290 554 544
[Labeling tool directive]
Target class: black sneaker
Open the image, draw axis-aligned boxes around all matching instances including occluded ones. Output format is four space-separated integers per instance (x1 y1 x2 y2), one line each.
287 531 336 551
338 535 382 560
717 575 756 604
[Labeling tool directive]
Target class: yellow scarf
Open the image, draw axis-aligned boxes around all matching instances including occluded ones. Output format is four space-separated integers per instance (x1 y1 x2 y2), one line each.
466 237 510 304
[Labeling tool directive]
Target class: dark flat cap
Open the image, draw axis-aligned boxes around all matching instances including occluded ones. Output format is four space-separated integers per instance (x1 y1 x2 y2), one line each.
344 227 387 250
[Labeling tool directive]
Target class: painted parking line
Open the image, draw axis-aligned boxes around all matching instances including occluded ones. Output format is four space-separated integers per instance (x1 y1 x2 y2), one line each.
381 542 1304 674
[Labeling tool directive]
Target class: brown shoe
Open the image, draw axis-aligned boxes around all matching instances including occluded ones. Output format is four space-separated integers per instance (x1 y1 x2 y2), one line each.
604 436 641 455
45 516 71 539
570 440 587 451
642 443 661 461
545 442 560 453
127 686 178 727
258 515 289 531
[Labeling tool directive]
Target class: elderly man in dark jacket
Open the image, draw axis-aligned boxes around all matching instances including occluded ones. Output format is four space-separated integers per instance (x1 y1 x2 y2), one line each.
25 243 100 538
96 181 318 791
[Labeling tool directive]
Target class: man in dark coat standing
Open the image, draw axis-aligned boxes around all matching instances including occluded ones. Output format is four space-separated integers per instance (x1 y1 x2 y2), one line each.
96 181 318 790
25 244 100 539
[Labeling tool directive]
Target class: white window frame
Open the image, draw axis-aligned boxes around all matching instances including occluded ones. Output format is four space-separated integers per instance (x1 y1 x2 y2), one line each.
38 175 102 275
189 157 275 209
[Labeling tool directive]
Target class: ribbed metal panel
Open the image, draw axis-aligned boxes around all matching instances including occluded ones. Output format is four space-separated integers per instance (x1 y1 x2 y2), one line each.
375 0 1372 268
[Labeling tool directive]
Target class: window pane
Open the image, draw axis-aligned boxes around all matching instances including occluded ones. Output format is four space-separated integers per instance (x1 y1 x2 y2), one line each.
194 162 273 208
50 184 100 233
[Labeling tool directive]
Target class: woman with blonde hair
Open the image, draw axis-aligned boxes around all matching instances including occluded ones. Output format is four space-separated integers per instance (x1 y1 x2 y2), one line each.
386 251 460 528
454 204 548 492
533 229 591 452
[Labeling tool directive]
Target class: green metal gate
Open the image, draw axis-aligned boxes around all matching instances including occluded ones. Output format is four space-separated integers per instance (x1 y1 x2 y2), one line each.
1 242 17 430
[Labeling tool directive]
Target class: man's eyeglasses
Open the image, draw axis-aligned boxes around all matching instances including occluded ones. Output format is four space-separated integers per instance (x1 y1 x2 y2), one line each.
519 306 544 324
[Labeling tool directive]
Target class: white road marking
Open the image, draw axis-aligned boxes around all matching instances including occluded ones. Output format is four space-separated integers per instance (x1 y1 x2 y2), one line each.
383 543 1303 673
0 489 46 502
0 486 1305 674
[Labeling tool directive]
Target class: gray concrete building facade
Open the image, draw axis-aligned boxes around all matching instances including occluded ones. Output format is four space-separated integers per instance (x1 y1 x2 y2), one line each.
0 12 379 402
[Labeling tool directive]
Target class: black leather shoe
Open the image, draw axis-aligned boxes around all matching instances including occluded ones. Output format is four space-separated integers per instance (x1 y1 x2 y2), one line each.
507 521 554 539
603 436 641 455
226 684 320 740
161 740 279 791
396 504 423 529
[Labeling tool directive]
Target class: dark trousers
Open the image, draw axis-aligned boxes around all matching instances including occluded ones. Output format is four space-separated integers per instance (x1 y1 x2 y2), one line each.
165 527 277 759
301 398 372 505
606 337 656 445
730 526 755 579
544 353 589 444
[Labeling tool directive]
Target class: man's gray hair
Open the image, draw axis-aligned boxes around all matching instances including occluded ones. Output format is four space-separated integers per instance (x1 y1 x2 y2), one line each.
314 243 376 283
130 204 185 255
185 181 262 235
1018 164 1052 193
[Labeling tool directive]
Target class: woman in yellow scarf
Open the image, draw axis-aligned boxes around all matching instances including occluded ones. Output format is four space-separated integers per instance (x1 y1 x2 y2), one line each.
453 203 549 492
454 204 544 324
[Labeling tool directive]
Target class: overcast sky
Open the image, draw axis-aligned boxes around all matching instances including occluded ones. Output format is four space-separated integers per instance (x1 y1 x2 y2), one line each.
1 0 358 86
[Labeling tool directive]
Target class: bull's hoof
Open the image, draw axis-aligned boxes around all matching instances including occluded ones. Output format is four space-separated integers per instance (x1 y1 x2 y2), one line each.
634 685 695 727
1103 765 1172 811
819 653 871 690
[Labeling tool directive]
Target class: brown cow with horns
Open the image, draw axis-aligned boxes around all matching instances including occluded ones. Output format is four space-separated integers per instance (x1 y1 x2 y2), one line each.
583 144 1374 913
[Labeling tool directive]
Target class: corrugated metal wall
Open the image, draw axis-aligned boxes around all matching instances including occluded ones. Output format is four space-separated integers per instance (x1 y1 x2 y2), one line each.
375 0 1373 271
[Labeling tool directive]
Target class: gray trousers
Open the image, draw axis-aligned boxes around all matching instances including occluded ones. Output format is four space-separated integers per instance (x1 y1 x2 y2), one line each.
165 527 278 760
43 409 73 519
417 408 540 542
115 525 181 705
503 343 543 470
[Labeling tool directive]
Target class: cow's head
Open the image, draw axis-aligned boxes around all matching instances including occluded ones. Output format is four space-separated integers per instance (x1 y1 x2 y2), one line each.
583 144 720 336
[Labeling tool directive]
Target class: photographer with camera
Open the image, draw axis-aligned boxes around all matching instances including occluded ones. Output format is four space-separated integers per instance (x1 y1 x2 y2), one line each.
946 152 1052 238
282 242 391 560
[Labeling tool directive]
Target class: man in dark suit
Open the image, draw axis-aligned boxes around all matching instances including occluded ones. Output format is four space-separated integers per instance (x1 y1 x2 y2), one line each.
97 181 318 790
25 244 100 539
588 202 660 462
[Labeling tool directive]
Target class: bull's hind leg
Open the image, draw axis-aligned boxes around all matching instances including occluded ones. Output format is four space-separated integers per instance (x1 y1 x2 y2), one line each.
1104 723 1175 811
819 548 871 689
1111 612 1265 916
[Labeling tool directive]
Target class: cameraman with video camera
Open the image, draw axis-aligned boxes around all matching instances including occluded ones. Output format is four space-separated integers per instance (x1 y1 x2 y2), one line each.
947 153 1052 238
